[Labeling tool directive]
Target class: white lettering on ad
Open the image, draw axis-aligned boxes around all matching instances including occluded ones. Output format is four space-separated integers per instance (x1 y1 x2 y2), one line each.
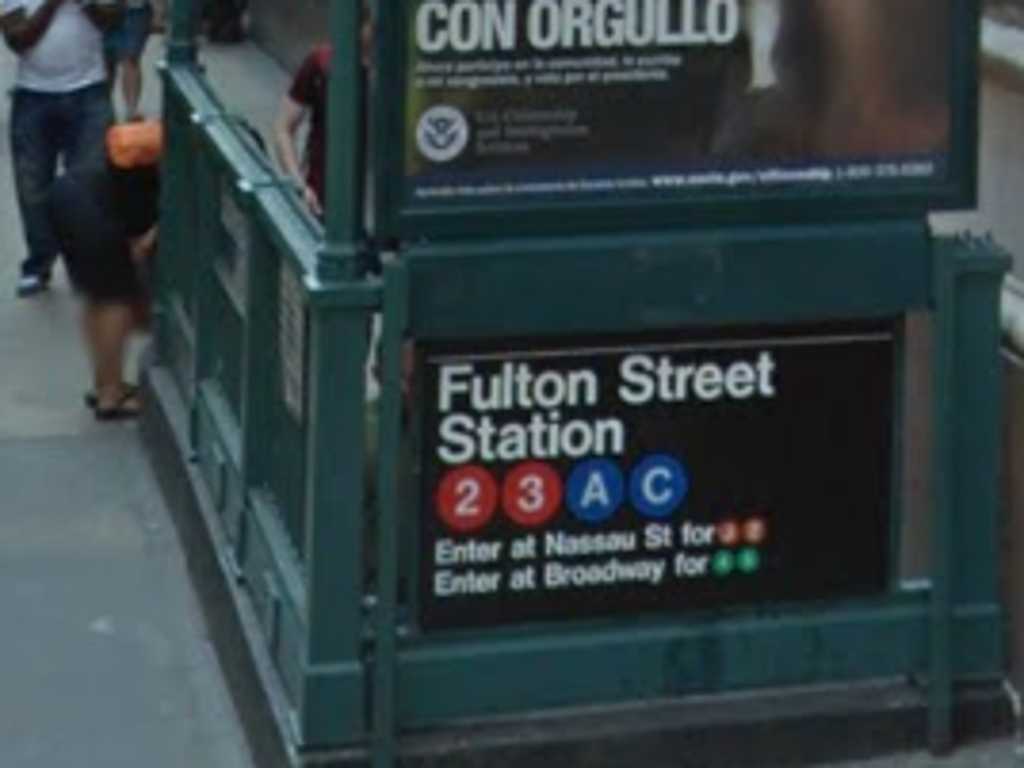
416 0 742 55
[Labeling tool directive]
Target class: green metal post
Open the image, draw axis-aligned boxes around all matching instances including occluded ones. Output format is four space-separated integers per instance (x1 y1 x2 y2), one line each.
928 239 955 755
948 241 1009 664
153 90 187 368
165 0 199 64
301 298 372 742
372 261 409 768
319 0 365 280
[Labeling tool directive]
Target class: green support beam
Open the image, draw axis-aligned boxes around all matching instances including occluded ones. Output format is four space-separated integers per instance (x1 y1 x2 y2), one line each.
319 0 366 280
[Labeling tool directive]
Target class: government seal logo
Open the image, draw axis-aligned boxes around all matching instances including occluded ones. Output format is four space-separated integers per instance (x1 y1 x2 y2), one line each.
416 105 470 163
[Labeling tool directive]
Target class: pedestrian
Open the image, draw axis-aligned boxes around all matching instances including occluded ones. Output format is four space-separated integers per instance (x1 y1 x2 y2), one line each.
105 0 153 121
1 0 120 298
272 8 371 217
47 119 162 420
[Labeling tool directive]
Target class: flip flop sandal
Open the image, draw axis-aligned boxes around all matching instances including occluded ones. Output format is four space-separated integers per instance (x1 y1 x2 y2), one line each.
94 389 142 422
85 384 138 410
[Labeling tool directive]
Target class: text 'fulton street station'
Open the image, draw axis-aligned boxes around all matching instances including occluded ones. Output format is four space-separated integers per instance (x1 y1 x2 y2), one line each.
435 351 777 464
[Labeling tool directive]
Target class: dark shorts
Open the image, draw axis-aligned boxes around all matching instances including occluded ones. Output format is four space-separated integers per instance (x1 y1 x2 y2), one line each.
105 6 153 61
48 170 143 304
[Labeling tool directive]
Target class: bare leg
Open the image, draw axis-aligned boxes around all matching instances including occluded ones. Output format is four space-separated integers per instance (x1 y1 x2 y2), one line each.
121 58 144 120
84 302 140 413
81 305 103 396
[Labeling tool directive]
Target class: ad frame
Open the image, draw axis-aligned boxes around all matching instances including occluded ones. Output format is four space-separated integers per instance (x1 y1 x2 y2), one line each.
373 0 980 241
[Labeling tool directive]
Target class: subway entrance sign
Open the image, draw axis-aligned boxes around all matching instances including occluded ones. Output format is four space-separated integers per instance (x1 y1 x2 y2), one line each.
419 322 895 630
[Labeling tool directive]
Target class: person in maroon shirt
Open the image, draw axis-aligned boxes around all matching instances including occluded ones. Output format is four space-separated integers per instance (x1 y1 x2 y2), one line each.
273 10 371 217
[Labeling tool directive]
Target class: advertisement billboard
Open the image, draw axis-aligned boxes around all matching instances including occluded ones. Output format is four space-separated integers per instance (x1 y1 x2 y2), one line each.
377 0 978 237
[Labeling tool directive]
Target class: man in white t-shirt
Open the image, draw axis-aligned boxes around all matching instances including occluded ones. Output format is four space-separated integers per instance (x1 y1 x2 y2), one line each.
1 0 121 297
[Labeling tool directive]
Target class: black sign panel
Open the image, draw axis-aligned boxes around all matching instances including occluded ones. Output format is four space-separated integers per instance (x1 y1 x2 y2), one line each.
417 324 895 630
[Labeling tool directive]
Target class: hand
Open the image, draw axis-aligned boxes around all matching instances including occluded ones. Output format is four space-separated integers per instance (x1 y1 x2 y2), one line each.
129 226 158 265
302 184 323 217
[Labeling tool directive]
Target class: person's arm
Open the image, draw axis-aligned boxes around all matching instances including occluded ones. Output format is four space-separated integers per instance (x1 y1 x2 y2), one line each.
78 0 123 32
0 0 66 54
273 95 322 216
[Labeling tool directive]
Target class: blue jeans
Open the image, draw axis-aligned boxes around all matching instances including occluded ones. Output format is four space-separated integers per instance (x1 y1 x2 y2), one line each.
9 83 113 277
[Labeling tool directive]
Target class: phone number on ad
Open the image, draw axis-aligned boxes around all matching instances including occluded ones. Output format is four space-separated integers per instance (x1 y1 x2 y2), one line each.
835 161 937 182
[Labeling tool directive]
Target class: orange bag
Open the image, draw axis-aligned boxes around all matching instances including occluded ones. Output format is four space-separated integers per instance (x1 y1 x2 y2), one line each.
106 120 164 169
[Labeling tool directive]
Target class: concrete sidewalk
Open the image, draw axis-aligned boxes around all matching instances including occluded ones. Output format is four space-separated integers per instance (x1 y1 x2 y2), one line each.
0 38 252 768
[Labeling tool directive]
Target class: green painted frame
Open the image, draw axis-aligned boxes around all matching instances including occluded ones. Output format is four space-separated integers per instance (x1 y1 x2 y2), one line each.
368 225 1007 752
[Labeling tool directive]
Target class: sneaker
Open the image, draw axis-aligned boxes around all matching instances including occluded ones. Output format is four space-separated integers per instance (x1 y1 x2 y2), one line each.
16 273 50 298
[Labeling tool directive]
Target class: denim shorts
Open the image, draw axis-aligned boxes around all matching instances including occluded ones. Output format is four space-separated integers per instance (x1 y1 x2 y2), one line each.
105 6 153 61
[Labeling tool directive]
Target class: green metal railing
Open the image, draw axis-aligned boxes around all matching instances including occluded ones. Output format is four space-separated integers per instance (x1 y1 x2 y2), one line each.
157 46 378 745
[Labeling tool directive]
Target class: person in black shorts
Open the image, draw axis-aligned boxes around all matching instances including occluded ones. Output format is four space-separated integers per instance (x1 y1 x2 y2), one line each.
48 121 162 420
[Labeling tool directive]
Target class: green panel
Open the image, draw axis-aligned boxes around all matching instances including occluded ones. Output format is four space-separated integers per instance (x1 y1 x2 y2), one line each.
395 601 1001 728
204 276 246 423
244 490 302 711
264 399 309 554
159 295 197 403
245 490 369 748
264 262 311 555
404 223 932 340
301 663 367 747
193 385 242 540
276 587 307 710
247 493 317 739
238 219 310 560
248 491 309 626
193 392 246 555
193 398 229 507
